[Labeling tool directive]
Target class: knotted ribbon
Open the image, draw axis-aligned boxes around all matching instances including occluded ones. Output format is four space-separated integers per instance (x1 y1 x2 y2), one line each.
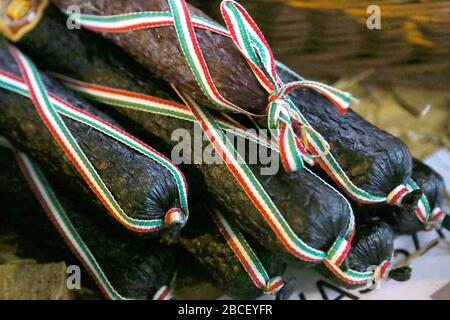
221 1 353 172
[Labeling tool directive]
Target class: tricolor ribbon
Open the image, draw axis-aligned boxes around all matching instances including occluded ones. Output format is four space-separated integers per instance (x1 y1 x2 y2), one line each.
0 44 189 234
152 286 174 301
169 0 351 173
407 179 446 229
59 0 416 283
210 210 285 295
220 1 353 173
327 260 393 286
67 0 417 207
0 49 292 293
220 1 419 205
0 48 289 293
56 75 366 284
176 90 364 283
273 63 420 207
0 137 173 300
53 75 278 153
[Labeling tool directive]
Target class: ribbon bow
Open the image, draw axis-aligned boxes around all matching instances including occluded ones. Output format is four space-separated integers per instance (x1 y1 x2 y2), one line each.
165 0 354 173
220 1 355 172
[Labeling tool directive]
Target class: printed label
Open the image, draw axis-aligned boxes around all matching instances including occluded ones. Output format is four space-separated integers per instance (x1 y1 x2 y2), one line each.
0 0 48 42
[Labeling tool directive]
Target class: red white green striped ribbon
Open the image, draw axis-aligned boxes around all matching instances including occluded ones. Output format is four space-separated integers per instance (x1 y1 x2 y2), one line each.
1 45 189 233
67 0 415 207
174 90 364 284
220 1 419 205
53 75 385 284
168 0 247 113
407 179 446 229
0 133 395 289
1 140 281 297
53 75 277 152
325 260 392 286
210 211 285 295
0 139 172 300
152 286 174 300
221 1 352 173
54 47 382 285
62 1 408 283
273 65 420 207
171 0 345 172
71 10 229 36
54 60 389 287
178 89 395 285
0 52 287 293
52 76 318 292
220 2 353 108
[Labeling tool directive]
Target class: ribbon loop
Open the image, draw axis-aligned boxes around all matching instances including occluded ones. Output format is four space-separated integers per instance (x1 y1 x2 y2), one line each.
267 95 291 129
280 80 355 113
221 0 279 92
167 0 247 114
387 183 416 206
370 260 392 285
164 208 187 227
263 276 285 295
425 207 445 229
326 237 351 267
